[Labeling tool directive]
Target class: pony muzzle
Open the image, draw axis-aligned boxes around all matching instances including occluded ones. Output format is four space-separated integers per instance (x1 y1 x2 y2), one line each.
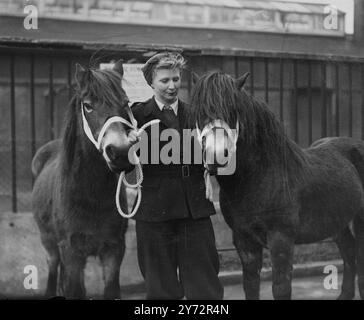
197 119 239 175
81 102 136 173
102 131 135 173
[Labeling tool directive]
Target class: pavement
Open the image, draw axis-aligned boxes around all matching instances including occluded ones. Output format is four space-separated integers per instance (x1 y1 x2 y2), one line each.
3 273 361 300
121 260 359 300
124 274 362 300
1 211 358 300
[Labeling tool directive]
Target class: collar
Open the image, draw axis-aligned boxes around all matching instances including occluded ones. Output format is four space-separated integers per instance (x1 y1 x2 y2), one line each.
154 97 178 116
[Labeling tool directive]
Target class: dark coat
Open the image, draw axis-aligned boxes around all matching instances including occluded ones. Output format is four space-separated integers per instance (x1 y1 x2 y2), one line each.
131 97 216 222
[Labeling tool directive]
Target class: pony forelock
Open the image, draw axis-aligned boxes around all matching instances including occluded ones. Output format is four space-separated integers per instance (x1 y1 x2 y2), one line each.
190 71 240 129
83 68 128 109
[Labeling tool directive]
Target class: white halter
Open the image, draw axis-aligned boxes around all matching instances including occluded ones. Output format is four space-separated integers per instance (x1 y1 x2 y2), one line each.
81 101 138 151
195 119 239 202
80 101 160 218
196 119 239 154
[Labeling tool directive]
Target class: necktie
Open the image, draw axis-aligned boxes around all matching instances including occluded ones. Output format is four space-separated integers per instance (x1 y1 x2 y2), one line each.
162 105 179 130
163 105 175 113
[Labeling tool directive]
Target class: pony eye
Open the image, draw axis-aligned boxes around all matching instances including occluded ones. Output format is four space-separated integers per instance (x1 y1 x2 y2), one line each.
83 102 93 113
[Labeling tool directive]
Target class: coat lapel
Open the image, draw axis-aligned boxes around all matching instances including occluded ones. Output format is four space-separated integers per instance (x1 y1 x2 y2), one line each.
144 97 186 130
143 97 171 128
177 101 188 130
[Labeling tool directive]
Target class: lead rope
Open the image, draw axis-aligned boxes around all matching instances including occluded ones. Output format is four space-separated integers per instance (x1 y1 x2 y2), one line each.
81 101 160 218
115 119 160 218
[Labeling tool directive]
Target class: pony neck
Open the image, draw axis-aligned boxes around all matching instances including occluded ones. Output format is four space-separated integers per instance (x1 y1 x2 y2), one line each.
216 92 310 197
65 133 115 187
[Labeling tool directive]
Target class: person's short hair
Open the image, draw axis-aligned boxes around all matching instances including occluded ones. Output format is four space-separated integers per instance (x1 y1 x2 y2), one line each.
141 52 186 85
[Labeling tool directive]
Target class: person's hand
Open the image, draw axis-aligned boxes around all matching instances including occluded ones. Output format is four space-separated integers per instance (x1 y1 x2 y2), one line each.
128 129 140 145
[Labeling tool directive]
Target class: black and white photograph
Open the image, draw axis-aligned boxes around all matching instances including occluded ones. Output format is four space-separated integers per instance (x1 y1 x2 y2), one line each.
0 0 363 304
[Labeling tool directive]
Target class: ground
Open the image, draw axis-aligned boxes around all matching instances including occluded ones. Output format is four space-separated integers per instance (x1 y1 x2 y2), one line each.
124 274 362 300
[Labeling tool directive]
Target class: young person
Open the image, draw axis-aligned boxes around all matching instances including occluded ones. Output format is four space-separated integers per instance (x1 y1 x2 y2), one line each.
131 52 223 300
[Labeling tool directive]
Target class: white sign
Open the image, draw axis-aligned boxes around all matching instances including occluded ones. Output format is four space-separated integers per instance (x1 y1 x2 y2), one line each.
122 64 154 104
100 63 153 104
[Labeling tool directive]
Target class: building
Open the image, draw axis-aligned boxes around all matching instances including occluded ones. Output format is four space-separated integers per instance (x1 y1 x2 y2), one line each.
0 0 363 212
0 0 347 36
0 0 363 297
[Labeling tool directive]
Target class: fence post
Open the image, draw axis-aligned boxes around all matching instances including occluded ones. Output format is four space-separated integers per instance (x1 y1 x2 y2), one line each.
10 55 17 213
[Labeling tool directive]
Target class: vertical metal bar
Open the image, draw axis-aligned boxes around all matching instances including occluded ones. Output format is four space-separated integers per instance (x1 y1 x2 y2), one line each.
293 59 298 143
249 57 254 96
308 61 313 145
335 63 340 136
321 63 327 137
219 56 223 71
49 57 54 140
187 69 192 100
265 58 269 103
234 56 239 78
362 64 364 140
10 56 17 213
30 54 36 185
279 58 284 123
68 58 72 101
348 63 353 137
202 55 207 73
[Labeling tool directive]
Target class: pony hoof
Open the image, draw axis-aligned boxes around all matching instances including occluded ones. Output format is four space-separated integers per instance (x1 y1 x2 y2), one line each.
337 292 355 300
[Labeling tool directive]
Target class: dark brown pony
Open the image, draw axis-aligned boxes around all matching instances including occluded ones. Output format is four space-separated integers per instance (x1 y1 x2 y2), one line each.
191 71 364 300
32 60 135 299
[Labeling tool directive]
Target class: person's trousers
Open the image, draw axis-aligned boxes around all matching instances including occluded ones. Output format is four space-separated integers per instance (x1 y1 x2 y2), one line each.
135 217 224 300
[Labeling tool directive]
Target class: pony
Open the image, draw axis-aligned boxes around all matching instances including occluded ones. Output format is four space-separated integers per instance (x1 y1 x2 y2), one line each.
190 70 364 300
32 60 137 299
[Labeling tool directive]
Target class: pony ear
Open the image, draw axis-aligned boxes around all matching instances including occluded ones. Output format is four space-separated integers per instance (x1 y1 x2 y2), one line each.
191 71 199 85
113 59 124 78
236 72 250 90
75 63 87 89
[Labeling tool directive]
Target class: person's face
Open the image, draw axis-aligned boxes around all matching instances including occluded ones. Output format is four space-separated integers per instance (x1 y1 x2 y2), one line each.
151 68 181 105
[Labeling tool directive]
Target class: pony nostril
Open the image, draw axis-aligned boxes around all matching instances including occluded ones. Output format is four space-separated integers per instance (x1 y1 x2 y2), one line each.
224 148 229 157
105 144 130 164
105 145 117 161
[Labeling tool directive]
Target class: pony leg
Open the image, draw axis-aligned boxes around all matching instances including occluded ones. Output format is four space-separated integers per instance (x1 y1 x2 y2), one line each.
334 227 356 300
62 255 86 299
41 238 60 297
268 230 294 300
34 217 60 297
354 215 364 299
99 243 125 300
57 261 65 296
233 232 263 300
59 241 87 299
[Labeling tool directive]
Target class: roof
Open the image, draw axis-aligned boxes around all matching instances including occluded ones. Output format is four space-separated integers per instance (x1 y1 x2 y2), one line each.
0 0 346 14
237 1 345 14
0 0 347 41
147 0 346 14
0 15 362 61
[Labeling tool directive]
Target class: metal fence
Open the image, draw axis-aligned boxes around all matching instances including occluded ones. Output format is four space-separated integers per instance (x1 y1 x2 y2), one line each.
1 44 364 213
